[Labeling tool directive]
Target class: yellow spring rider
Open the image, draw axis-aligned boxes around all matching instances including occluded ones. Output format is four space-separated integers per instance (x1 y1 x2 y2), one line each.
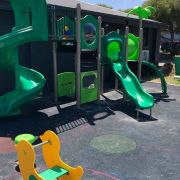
15 130 84 180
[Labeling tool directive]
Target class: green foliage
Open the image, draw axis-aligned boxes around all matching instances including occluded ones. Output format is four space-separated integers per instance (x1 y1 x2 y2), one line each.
127 6 155 19
96 3 113 9
143 0 180 41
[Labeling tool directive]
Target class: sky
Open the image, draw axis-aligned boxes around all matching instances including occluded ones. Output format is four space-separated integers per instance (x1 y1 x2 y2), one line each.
80 0 146 10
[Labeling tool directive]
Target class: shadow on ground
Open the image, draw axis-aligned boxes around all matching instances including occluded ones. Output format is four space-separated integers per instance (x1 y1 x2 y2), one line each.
0 90 173 141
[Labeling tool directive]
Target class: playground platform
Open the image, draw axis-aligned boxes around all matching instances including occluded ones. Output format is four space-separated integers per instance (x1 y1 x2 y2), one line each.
0 82 180 180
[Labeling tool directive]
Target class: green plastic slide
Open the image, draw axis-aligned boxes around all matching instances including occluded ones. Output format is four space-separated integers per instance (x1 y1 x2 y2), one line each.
0 0 48 116
0 66 46 116
128 33 167 94
102 32 154 109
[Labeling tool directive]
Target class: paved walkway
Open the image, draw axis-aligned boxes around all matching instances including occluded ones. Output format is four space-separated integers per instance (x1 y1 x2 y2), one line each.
0 82 180 180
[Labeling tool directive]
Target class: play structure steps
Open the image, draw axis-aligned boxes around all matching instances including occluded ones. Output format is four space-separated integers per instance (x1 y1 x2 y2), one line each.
39 166 68 180
16 130 84 180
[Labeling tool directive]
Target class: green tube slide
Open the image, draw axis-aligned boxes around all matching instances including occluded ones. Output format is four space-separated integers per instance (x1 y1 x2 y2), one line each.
0 0 48 116
102 32 154 109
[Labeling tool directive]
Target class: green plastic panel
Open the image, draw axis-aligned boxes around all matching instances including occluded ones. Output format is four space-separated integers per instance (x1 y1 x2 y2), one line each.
107 41 121 63
101 31 125 64
57 72 75 97
80 71 98 104
174 56 180 76
57 16 75 40
128 33 140 61
81 15 99 50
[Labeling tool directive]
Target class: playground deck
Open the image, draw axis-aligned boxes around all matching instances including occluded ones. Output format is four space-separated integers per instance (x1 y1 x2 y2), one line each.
0 82 180 180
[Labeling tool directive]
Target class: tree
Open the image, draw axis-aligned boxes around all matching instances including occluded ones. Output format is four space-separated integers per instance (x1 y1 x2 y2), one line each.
143 0 180 43
128 6 155 19
96 3 113 9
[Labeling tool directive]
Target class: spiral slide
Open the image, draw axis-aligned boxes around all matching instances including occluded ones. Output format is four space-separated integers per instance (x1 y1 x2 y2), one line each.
0 66 46 116
102 32 154 109
0 0 48 116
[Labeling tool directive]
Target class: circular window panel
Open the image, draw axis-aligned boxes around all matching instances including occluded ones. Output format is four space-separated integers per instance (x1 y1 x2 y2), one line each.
84 23 96 44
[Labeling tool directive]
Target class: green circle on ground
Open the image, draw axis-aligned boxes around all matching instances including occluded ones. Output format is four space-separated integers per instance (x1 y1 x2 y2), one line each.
90 134 136 154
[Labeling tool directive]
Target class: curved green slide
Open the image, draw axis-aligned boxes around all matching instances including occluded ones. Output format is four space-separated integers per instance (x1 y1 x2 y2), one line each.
0 0 48 116
102 32 154 109
142 61 167 94
128 33 167 94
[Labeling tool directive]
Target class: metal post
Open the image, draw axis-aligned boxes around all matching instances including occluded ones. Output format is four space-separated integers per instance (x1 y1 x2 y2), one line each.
122 26 130 100
125 26 129 63
116 29 120 34
137 108 139 120
150 108 152 119
51 5 58 103
76 4 81 107
100 28 105 95
97 16 102 101
138 20 143 81
52 42 58 103
115 29 120 91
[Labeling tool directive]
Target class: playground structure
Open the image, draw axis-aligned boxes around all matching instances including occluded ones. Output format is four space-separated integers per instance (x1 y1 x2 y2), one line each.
0 0 167 119
15 130 84 180
52 4 166 119
54 5 101 106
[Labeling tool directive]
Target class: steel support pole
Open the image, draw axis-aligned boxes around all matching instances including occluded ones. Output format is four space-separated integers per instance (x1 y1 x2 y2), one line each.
100 28 105 95
115 29 120 91
137 108 139 120
51 5 58 103
76 4 81 107
52 42 58 103
122 26 130 100
97 16 102 101
137 20 143 119
150 108 152 119
125 26 129 63
138 20 143 81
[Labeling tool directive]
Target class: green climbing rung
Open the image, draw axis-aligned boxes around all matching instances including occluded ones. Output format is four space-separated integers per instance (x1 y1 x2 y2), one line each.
39 166 68 180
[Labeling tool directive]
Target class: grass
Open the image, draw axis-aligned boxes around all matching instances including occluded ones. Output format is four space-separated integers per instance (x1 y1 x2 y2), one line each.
151 75 180 86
